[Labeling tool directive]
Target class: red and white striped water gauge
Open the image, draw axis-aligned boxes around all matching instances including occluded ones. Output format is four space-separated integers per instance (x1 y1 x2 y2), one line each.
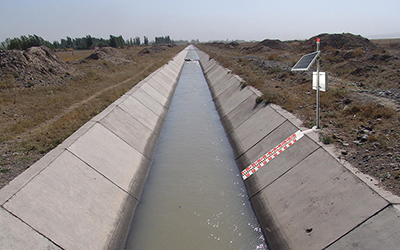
241 129 313 180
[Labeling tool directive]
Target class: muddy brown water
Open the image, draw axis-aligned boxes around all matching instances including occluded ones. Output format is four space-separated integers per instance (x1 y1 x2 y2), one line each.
124 47 267 249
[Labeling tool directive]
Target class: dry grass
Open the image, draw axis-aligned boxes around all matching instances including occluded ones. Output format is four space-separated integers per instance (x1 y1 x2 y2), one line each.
0 45 185 188
56 50 94 62
197 41 400 195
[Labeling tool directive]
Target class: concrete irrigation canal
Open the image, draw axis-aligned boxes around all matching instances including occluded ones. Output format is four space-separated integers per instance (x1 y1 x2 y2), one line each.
1 45 400 250
124 47 266 249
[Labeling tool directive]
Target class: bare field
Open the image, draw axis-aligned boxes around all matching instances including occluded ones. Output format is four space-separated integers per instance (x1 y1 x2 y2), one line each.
0 45 185 188
56 50 95 62
197 34 400 196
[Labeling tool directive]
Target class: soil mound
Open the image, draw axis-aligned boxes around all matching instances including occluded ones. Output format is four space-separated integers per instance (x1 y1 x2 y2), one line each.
226 42 240 49
259 39 291 50
138 46 166 56
241 45 274 54
300 33 376 52
0 46 83 87
85 47 132 64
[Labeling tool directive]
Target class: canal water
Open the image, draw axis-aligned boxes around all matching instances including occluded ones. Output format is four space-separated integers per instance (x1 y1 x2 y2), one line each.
125 47 267 249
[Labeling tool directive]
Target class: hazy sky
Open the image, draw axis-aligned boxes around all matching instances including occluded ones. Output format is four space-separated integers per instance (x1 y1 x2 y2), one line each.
1 0 399 43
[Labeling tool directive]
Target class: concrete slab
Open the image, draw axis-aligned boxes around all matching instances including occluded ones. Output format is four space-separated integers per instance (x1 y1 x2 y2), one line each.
251 147 389 250
143 75 172 98
206 66 230 85
326 205 400 249
0 207 62 249
220 94 263 134
208 72 234 90
197 53 209 63
158 67 179 83
173 55 185 62
205 66 224 81
59 121 98 148
130 88 168 119
230 105 286 157
206 63 227 76
214 85 254 118
139 82 169 107
212 75 242 99
99 106 158 159
159 67 180 83
236 120 308 169
161 67 179 80
124 79 147 95
142 68 160 82
165 59 182 70
166 59 183 71
203 61 219 75
197 54 209 63
270 104 305 130
118 95 164 133
0 146 65 205
198 51 209 61
239 121 320 197
200 60 215 74
68 123 151 198
90 90 134 122
203 57 216 67
3 150 137 250
147 74 177 100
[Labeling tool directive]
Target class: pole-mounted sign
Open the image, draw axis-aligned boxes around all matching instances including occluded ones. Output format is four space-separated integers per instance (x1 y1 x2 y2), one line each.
291 38 328 129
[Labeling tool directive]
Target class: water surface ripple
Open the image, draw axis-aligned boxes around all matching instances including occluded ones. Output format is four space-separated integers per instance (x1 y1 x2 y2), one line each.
125 47 267 249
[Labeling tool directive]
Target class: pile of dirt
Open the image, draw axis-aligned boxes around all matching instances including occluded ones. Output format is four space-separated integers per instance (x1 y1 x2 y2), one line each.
300 33 376 52
0 46 83 87
241 44 275 54
249 58 291 74
138 46 166 56
85 47 132 64
226 42 240 49
239 39 290 54
259 39 291 50
203 42 241 50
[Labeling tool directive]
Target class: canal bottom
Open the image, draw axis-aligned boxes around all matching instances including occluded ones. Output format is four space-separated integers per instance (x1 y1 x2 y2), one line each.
124 56 267 249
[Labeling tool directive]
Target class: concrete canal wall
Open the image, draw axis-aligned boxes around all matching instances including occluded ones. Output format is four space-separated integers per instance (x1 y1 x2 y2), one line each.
195 47 400 250
0 47 188 250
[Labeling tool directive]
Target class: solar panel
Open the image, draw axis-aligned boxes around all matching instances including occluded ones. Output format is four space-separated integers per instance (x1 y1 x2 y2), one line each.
291 51 320 71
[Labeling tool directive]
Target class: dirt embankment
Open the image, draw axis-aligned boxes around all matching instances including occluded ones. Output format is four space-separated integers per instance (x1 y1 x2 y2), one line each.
0 45 183 189
198 33 400 196
0 46 84 87
84 47 133 64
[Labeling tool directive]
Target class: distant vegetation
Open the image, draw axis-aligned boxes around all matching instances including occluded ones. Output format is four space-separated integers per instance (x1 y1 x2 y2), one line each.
0 35 52 50
0 34 180 51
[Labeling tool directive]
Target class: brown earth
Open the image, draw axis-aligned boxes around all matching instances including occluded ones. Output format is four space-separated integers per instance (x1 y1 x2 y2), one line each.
197 33 400 196
138 45 168 56
0 46 84 88
0 45 185 189
84 47 133 64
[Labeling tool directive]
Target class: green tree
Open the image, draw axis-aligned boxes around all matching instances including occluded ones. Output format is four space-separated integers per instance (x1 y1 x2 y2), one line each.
1 35 47 50
134 37 140 46
155 35 172 45
66 36 73 48
85 35 93 49
98 38 108 47
109 35 125 48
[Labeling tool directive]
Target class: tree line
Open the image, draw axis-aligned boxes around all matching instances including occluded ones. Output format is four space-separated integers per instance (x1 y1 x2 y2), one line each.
0 34 175 51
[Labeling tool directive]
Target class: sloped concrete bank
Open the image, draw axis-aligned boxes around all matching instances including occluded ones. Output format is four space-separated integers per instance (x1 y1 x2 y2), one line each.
0 47 188 249
195 47 400 250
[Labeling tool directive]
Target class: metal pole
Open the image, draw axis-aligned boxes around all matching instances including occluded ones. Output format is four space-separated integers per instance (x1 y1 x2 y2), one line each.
316 38 320 129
